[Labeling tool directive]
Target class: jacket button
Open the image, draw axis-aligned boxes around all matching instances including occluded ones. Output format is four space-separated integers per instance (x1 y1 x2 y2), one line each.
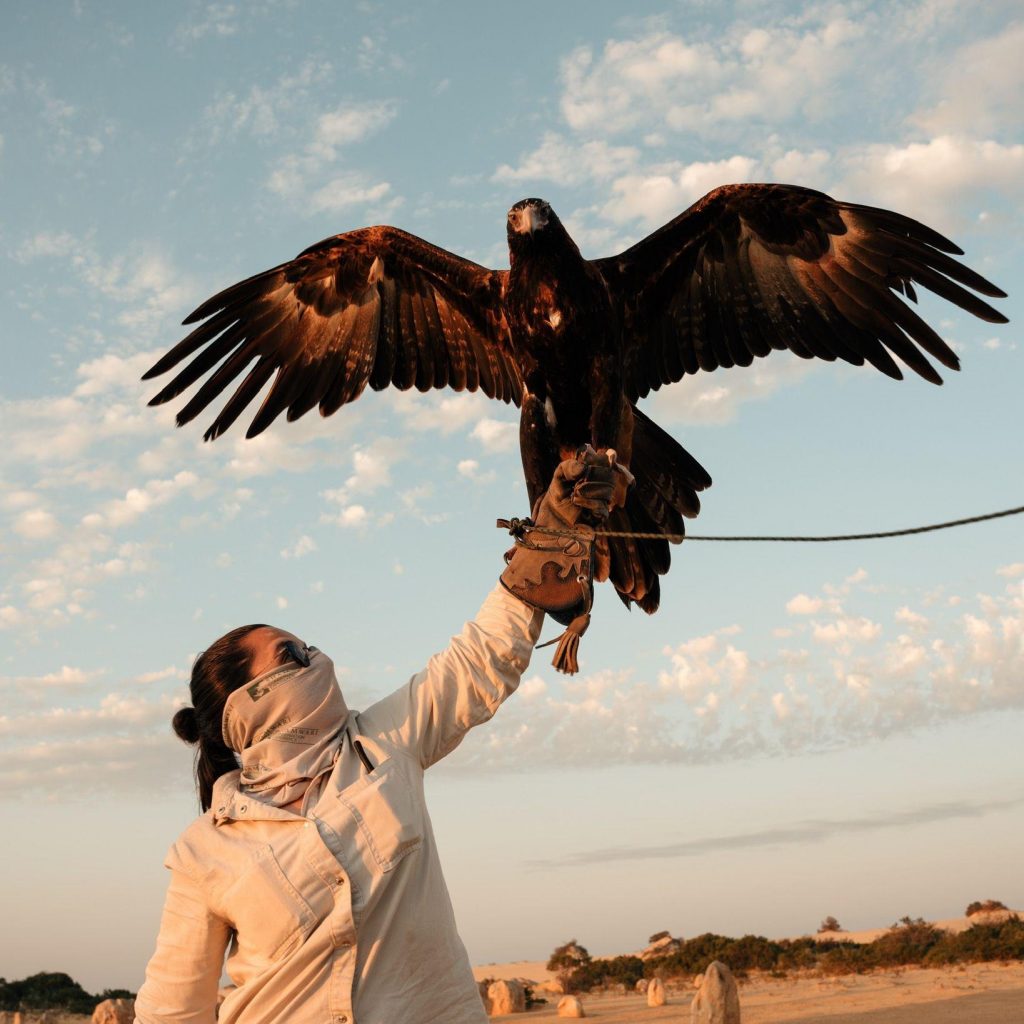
336 875 345 886
336 1016 348 1023
239 804 247 812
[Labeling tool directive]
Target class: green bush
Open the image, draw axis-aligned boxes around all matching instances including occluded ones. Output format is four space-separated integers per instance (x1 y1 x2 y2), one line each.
925 917 1024 965
547 940 592 995
965 899 1009 917
546 916 1024 992
649 932 785 976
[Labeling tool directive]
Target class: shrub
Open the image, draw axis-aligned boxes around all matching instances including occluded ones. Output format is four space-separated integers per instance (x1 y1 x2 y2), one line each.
546 913 1024 991
523 984 546 1009
818 916 843 933
925 917 1024 966
547 940 591 995
0 972 127 1014
648 932 784 976
965 899 1008 917
648 930 672 944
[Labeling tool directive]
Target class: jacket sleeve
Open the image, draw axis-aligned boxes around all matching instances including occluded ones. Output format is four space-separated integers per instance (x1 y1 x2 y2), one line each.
133 867 230 1024
359 584 544 769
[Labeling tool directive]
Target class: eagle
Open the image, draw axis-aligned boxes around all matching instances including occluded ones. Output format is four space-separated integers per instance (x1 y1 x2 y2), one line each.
143 183 1007 613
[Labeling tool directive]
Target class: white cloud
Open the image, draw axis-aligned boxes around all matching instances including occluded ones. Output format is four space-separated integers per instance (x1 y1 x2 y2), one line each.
174 2 240 43
328 504 369 529
812 615 883 652
0 666 103 690
308 175 394 214
6 567 1023 789
0 347 358 632
457 458 496 484
559 15 865 139
646 353 815 427
280 535 317 559
598 156 760 228
471 417 518 453
912 23 1024 137
786 594 823 615
997 563 1024 579
74 351 161 398
83 470 202 529
312 101 397 155
446 572 1024 774
322 438 404 507
265 99 398 206
135 666 181 684
201 59 332 142
895 606 930 630
389 391 493 435
0 606 25 629
838 136 1024 227
0 733 183 794
222 412 352 478
493 133 639 186
13 508 59 540
659 632 751 704
0 691 179 740
20 75 107 159
15 234 195 340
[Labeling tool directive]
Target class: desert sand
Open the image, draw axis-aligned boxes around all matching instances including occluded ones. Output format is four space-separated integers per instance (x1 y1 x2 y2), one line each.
474 961 1024 1022
473 913 1024 1024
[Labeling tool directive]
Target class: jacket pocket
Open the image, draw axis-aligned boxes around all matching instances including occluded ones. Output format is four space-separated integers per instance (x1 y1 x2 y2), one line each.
336 757 423 871
220 844 314 963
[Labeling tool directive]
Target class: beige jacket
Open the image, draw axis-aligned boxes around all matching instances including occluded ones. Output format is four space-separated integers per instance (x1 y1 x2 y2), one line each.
134 586 543 1024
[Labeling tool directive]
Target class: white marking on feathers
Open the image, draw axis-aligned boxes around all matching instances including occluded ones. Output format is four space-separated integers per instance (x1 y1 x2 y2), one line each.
544 397 557 429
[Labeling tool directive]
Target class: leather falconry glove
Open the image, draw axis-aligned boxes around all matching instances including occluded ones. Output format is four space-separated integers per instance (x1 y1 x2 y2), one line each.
500 446 625 675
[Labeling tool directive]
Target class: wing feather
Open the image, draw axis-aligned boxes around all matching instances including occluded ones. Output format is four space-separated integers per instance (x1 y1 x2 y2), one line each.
144 226 518 439
594 184 1007 398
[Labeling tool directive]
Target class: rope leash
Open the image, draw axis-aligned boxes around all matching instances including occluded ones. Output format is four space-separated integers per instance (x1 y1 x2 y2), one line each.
498 503 1024 545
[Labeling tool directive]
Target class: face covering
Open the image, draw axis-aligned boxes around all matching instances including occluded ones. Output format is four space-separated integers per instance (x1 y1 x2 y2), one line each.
221 650 348 808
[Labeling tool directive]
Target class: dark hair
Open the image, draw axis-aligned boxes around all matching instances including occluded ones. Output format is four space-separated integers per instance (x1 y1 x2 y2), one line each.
172 623 268 812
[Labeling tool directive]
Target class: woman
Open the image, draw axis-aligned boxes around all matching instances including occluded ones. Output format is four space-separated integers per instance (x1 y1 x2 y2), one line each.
134 452 615 1024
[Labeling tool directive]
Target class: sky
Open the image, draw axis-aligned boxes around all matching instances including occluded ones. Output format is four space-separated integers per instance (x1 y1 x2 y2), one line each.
0 0 1022 994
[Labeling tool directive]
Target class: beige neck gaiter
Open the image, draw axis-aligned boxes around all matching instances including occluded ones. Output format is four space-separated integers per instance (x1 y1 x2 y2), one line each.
221 650 348 808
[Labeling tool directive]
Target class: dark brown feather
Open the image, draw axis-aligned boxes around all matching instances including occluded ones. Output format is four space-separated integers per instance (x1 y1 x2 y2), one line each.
144 226 519 440
595 183 1006 401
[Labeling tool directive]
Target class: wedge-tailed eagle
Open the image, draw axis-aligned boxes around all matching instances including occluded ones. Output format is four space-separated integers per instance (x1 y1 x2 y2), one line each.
144 183 1007 612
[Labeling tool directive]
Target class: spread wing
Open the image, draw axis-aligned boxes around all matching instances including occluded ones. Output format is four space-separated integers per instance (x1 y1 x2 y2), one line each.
144 226 519 440
593 184 1008 400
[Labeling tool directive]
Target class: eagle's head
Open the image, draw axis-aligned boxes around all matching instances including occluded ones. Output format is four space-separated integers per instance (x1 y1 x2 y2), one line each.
507 197 553 239
506 198 578 265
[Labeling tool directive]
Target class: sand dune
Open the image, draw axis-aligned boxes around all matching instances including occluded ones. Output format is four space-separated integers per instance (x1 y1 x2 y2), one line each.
808 908 1020 944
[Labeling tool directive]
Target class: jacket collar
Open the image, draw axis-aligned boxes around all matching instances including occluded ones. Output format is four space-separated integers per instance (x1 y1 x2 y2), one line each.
210 770 302 825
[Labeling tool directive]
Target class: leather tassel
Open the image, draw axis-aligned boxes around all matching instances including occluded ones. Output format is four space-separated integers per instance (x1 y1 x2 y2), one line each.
537 612 591 675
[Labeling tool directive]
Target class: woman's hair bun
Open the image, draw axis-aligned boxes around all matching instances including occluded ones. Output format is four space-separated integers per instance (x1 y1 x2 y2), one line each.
172 706 201 744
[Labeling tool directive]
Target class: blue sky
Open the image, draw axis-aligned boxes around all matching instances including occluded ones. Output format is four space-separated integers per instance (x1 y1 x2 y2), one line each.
1 0 1022 993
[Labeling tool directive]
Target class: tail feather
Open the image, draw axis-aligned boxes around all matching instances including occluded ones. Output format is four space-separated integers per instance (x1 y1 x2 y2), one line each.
604 406 711 614
632 405 711 516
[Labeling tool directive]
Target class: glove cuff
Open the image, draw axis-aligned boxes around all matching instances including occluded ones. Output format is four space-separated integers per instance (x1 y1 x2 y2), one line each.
499 518 595 675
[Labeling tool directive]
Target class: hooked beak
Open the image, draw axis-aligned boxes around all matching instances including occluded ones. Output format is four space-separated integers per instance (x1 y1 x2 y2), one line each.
509 206 548 235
